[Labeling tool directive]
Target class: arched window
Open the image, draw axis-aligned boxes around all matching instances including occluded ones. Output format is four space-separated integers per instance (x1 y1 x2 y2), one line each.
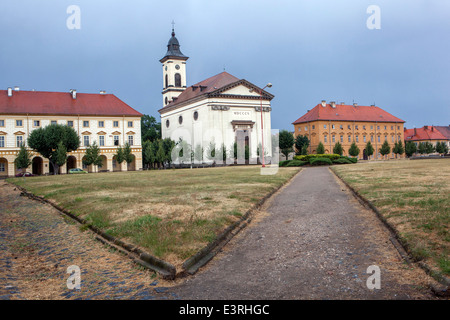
165 96 168 105
165 74 168 88
175 73 181 87
178 115 183 125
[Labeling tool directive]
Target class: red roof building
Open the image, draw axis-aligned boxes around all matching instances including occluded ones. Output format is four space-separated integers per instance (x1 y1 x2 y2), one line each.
404 126 449 143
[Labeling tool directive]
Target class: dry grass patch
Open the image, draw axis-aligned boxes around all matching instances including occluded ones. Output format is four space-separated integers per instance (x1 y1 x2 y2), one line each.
332 159 450 276
9 166 299 267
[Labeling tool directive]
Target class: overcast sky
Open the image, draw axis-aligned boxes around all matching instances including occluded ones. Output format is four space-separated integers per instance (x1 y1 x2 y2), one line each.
1 0 449 131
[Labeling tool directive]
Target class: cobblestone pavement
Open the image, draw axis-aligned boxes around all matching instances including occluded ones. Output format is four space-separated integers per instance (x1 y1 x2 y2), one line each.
0 182 178 300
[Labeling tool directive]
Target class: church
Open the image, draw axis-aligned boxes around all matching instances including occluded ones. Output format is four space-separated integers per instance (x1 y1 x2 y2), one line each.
158 27 275 164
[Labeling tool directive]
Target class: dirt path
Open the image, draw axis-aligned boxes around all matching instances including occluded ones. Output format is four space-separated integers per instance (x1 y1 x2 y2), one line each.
171 167 439 299
0 182 178 300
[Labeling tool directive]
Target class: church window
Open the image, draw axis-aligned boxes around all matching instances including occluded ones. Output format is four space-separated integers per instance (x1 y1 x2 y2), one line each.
175 73 181 87
165 97 168 105
166 119 170 128
193 111 199 121
178 115 183 125
165 74 168 88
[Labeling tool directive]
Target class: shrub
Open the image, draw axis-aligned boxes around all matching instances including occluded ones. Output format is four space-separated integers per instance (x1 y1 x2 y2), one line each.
285 160 308 167
279 160 291 167
294 154 341 162
310 157 332 166
340 156 357 163
332 158 353 164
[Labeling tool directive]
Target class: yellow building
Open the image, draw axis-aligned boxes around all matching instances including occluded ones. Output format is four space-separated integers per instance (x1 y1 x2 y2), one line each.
292 101 405 159
0 88 143 177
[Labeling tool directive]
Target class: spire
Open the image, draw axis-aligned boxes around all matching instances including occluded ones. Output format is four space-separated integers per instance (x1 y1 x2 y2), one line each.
160 23 188 63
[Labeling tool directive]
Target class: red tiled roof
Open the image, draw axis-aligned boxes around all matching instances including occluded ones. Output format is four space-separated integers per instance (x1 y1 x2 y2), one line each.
434 126 450 140
404 126 448 141
292 103 405 124
0 90 142 117
159 71 240 111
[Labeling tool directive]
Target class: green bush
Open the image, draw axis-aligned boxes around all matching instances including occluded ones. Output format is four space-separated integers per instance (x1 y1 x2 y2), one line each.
279 160 291 167
309 157 333 166
285 160 308 167
340 156 358 163
294 154 341 162
332 158 353 164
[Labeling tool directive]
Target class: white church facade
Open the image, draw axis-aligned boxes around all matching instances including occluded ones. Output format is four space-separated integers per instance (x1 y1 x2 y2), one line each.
158 28 275 164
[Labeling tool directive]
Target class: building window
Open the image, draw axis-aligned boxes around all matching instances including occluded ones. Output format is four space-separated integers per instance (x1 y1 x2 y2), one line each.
385 135 388 141
51 120 57 125
298 127 301 132
114 135 119 146
16 135 23 147
305 126 308 131
355 125 359 130
166 119 170 128
340 125 343 130
128 135 134 146
128 121 133 128
377 126 380 130
68 121 74 127
340 135 343 143
384 126 387 130
84 136 90 147
99 135 105 147
391 136 394 142
348 135 351 143
324 125 327 129
324 135 327 142
165 74 168 88
83 121 89 128
113 121 119 128
331 124 335 129
332 135 335 143
165 97 168 105
34 120 40 127
179 115 183 125
363 125 366 130
0 136 4 148
363 136 366 142
378 136 381 142
16 120 23 127
175 73 181 87
348 125 351 130
391 126 394 130
356 136 359 142
371 125 373 130
371 135 374 142
0 162 4 172
397 126 400 130
312 125 315 130
98 121 105 128
0 120 5 127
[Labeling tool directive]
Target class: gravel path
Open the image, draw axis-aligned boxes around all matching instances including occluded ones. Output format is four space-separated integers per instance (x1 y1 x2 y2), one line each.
171 167 438 299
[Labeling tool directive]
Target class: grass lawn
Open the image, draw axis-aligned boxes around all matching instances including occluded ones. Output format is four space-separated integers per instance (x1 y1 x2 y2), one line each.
332 159 450 276
9 166 299 268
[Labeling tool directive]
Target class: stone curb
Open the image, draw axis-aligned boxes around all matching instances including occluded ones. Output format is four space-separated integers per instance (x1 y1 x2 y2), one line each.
11 184 177 280
329 167 450 289
181 168 303 275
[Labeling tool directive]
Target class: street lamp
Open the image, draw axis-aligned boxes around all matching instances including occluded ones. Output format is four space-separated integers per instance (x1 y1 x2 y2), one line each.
251 83 272 167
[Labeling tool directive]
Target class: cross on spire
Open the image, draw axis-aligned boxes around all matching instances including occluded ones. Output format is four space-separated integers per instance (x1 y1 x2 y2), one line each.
171 20 175 32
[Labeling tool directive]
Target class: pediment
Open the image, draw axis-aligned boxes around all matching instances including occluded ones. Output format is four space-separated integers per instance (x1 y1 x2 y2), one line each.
210 79 274 100
14 131 26 135
220 84 261 97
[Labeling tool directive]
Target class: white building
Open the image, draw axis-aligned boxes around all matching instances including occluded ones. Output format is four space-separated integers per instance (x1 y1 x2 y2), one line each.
158 28 275 164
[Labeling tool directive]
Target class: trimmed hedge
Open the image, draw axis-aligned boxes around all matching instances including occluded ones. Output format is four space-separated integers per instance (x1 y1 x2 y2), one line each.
279 160 307 167
310 157 333 166
332 158 353 164
294 154 341 162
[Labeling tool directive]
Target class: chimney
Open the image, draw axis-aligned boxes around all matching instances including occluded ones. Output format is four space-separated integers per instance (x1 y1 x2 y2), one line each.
431 126 434 132
100 90 106 95
321 100 326 107
14 86 20 92
330 101 336 108
7 87 12 97
424 125 428 130
353 103 358 107
414 128 417 135
70 89 77 99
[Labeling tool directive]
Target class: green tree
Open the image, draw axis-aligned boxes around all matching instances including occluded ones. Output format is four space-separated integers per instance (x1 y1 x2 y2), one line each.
142 140 155 169
156 140 166 168
123 142 135 170
348 142 360 158
418 142 426 154
141 115 161 142
14 144 32 175
393 141 404 158
28 124 80 175
365 141 374 159
435 141 449 155
333 142 343 156
405 141 417 157
279 130 295 160
83 141 103 169
316 142 325 154
295 135 309 155
162 138 176 166
424 141 435 154
114 145 126 171
379 140 391 159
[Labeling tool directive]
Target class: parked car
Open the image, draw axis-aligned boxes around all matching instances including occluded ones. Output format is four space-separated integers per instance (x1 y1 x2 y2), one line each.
68 168 88 174
15 172 35 177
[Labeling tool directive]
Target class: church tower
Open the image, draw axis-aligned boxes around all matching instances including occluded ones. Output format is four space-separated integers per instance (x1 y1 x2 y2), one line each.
160 25 189 107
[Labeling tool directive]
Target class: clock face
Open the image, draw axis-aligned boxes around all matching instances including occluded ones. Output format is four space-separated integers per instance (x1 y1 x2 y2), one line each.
175 64 180 70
